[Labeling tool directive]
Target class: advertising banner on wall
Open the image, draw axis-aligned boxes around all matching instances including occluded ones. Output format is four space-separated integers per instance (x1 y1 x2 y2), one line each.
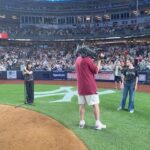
139 74 146 82
52 71 67 80
7 71 17 79
146 72 150 84
67 72 114 81
95 72 114 81
0 33 8 39
67 72 77 80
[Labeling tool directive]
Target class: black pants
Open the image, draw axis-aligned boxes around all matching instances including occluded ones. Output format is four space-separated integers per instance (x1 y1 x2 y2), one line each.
25 80 34 104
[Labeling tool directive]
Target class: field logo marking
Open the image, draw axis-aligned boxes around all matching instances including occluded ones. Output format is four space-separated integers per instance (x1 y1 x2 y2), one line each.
34 86 115 103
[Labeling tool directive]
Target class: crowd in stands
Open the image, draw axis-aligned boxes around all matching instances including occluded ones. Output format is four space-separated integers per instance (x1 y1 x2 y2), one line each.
0 42 76 72
0 22 150 40
0 42 150 72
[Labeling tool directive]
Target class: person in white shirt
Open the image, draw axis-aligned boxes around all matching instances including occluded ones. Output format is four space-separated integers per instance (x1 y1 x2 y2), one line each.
114 60 122 89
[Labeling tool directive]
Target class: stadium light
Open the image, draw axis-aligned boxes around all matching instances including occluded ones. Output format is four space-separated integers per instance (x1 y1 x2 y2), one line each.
133 0 140 16
0 15 6 19
12 16 17 20
132 10 140 16
144 9 150 15
95 16 102 21
86 16 90 21
77 16 82 21
103 14 110 20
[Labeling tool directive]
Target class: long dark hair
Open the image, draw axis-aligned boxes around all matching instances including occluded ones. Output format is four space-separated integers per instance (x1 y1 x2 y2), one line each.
126 57 134 65
26 61 32 71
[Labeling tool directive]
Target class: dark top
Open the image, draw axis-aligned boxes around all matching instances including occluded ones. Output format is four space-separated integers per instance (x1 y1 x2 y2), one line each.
24 68 33 81
123 67 138 83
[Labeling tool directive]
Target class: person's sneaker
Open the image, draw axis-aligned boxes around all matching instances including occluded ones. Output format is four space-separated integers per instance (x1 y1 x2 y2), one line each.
129 110 134 113
95 121 106 130
117 106 122 111
79 120 85 128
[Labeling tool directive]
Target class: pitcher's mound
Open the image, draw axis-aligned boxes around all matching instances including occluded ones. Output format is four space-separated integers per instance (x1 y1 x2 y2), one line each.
0 105 87 150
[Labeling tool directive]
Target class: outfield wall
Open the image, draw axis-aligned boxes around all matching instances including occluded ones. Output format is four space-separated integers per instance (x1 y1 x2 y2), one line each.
0 70 150 84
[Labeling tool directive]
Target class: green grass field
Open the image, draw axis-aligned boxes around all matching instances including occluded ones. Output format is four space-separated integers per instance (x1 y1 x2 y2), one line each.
0 84 150 150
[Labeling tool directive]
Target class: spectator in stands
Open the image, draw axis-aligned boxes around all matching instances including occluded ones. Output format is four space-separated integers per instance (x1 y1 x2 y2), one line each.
113 60 122 89
0 42 149 72
0 62 6 71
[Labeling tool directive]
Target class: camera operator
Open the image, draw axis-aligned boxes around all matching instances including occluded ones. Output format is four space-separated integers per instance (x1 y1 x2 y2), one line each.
23 61 34 105
75 45 106 130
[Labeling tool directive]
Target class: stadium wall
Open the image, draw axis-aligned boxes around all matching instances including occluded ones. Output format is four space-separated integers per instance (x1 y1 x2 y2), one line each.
0 71 149 84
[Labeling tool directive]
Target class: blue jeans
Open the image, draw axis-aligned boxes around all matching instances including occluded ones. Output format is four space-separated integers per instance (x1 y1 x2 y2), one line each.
120 81 135 111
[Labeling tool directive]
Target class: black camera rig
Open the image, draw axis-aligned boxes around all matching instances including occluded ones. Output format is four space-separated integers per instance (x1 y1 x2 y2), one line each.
76 44 106 60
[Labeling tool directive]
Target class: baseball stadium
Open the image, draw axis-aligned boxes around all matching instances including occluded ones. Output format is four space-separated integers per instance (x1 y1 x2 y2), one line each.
0 0 150 150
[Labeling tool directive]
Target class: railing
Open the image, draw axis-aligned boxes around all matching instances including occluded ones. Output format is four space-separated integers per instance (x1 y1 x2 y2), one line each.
8 29 150 41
